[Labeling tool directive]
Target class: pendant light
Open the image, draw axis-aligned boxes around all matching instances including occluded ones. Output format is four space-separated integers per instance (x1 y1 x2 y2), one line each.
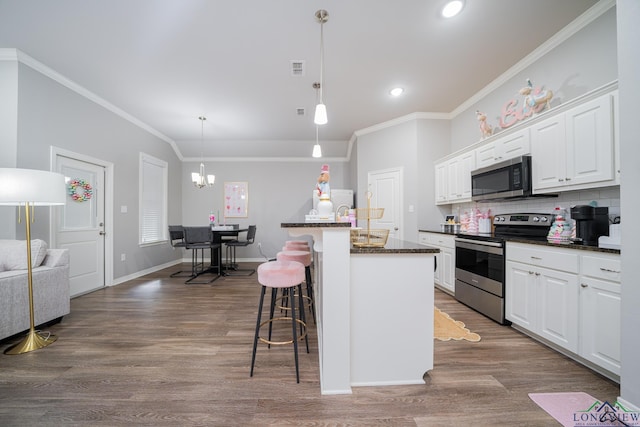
312 125 322 158
312 83 323 158
191 116 215 188
314 9 329 125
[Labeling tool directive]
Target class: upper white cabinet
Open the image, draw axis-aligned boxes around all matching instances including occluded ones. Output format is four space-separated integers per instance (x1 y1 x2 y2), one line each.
435 150 475 205
475 129 531 169
433 84 618 204
531 93 615 193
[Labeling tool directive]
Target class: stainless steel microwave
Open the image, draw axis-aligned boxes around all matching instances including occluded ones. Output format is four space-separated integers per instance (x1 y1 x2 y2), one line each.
471 155 532 201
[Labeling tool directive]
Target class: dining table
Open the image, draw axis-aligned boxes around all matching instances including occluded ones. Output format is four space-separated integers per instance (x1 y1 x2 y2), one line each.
211 225 248 274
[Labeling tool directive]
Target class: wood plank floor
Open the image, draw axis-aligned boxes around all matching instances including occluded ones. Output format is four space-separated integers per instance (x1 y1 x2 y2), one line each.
0 263 619 426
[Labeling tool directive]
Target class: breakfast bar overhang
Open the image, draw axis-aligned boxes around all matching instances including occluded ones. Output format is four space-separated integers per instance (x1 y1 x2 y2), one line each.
282 223 439 395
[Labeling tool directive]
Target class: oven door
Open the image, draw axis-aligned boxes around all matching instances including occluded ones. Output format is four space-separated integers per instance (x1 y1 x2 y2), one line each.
455 238 504 296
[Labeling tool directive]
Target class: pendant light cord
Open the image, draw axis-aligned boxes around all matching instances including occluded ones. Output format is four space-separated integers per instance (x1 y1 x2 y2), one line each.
319 15 324 103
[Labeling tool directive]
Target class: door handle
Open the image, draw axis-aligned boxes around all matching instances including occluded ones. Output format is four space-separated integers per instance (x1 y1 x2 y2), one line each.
394 227 399 231
99 231 106 236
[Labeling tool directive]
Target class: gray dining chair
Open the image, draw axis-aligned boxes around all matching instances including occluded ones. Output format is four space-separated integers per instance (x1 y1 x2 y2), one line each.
224 225 257 276
183 226 222 284
168 225 191 278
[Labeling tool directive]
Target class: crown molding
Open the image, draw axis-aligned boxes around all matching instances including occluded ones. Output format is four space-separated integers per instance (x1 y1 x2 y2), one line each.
0 48 19 61
354 112 450 138
11 49 185 161
183 156 349 163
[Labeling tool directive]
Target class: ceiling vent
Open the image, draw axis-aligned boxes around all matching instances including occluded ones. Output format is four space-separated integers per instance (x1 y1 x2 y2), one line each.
296 108 306 116
290 60 305 77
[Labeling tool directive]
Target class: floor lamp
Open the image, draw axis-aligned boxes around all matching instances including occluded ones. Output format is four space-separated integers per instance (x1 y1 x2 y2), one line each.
0 168 66 355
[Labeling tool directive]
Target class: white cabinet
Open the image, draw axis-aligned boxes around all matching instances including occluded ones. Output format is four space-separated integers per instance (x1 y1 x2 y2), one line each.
579 253 621 375
475 128 530 169
418 232 455 294
435 151 475 205
506 242 621 378
506 243 579 352
435 162 448 204
531 93 615 193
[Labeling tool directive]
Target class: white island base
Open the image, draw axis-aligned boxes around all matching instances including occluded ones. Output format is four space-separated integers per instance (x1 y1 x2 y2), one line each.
350 252 434 387
283 223 436 395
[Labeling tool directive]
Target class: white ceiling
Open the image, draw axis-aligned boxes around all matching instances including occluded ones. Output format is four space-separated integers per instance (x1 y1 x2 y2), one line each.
0 0 600 160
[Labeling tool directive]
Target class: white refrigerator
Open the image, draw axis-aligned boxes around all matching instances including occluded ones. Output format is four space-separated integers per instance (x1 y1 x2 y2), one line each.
312 189 354 211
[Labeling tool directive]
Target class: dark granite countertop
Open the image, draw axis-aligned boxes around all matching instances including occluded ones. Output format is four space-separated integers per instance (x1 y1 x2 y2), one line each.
351 238 439 254
418 229 620 254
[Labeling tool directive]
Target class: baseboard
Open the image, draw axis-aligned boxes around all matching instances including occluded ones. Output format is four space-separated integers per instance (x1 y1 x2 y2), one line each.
616 396 640 412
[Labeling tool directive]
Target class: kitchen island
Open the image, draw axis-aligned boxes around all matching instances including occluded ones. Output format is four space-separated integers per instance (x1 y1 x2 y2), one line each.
282 223 439 395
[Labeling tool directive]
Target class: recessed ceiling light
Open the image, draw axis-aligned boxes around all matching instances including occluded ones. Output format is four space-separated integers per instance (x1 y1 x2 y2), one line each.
442 0 464 18
390 87 404 97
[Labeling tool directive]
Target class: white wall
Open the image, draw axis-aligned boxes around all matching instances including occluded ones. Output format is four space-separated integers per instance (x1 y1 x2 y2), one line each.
617 0 640 410
450 6 618 152
355 119 421 242
0 58 19 238
180 160 350 260
12 61 184 280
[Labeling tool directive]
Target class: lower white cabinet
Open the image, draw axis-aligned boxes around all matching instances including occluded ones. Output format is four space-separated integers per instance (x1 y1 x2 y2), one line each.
505 242 621 378
506 244 579 352
579 253 621 375
418 232 455 294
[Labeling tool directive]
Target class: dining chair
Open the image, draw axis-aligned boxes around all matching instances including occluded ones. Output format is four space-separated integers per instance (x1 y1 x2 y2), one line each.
224 225 257 276
168 225 191 278
183 226 222 284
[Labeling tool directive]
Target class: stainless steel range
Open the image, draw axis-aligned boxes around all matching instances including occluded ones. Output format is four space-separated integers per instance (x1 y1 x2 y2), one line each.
454 213 553 324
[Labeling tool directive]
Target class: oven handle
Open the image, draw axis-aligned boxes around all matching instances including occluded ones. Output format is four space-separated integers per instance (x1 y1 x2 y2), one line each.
455 238 504 255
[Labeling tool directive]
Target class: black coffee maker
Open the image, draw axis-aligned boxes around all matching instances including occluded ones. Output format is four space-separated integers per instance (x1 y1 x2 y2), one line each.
570 205 609 246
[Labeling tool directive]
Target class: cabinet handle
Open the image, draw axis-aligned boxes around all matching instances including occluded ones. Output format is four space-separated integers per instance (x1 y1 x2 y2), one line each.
535 272 540 276
600 267 621 274
565 177 571 181
581 283 588 288
531 256 542 260
558 178 565 182
528 271 534 275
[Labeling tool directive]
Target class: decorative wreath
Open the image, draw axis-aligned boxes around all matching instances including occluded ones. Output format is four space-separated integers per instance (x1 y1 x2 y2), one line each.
68 179 93 202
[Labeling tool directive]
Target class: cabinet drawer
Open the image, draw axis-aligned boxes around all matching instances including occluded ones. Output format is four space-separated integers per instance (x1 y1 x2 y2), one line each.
418 233 430 246
427 234 455 249
506 243 579 274
582 254 621 282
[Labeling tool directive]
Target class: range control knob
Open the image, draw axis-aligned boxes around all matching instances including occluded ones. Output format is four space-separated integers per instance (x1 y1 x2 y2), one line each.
540 217 549 222
532 216 540 222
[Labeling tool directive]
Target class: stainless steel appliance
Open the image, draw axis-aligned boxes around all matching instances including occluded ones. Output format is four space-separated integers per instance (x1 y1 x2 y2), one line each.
454 213 553 324
471 155 533 202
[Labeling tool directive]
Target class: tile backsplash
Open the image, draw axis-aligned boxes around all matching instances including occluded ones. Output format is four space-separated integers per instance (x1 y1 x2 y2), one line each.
452 186 620 221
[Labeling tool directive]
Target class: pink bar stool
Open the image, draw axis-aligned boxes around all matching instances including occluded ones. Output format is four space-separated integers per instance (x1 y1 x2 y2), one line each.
285 240 310 247
276 250 316 324
250 260 308 383
284 242 310 252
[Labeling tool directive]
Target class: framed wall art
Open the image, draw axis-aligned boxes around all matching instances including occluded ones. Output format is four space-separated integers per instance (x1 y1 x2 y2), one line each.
224 181 248 218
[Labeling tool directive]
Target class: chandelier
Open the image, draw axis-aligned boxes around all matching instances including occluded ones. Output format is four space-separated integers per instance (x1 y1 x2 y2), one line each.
192 116 215 188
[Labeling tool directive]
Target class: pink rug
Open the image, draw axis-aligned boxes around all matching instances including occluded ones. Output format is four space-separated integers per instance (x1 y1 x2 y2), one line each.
529 392 600 426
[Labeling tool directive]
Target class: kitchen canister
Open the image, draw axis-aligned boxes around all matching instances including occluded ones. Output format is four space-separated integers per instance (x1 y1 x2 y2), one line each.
317 193 334 219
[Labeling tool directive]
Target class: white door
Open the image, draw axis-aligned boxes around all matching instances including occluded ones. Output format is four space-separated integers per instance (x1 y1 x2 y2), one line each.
367 168 402 240
55 156 106 297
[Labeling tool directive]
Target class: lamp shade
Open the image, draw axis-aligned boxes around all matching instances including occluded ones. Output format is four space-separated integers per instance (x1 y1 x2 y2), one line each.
314 103 328 125
312 144 322 158
0 168 66 206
